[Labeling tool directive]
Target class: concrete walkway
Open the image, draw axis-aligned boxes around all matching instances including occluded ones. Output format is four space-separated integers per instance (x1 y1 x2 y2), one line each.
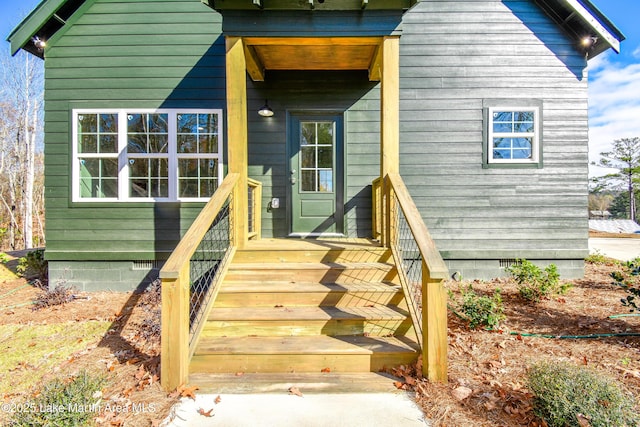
166 392 427 426
162 373 428 426
589 238 640 262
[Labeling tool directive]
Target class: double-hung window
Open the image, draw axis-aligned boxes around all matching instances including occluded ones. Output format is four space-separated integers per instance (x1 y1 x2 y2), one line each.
73 109 223 202
484 102 542 168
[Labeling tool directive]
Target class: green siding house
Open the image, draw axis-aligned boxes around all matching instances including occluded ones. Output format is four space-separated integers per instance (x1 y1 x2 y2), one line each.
8 0 625 389
9 0 623 291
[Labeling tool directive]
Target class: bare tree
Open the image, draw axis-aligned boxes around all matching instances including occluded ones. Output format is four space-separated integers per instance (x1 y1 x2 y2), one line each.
0 51 44 250
591 137 640 223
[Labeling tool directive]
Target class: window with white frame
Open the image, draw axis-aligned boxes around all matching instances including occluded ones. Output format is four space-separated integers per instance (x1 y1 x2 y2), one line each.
487 107 540 164
73 109 223 202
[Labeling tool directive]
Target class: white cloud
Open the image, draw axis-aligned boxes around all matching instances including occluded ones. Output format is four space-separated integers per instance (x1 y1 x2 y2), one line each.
588 47 640 177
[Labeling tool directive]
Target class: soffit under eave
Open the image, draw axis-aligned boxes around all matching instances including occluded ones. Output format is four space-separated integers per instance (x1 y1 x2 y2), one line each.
205 0 417 11
239 36 386 81
7 0 90 58
533 0 625 58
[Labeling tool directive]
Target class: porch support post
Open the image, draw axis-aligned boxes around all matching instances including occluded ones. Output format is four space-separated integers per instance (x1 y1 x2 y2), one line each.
226 36 248 248
380 36 400 247
423 270 448 382
160 265 190 391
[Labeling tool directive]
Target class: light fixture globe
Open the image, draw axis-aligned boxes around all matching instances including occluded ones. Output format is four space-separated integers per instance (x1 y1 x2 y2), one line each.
258 100 274 117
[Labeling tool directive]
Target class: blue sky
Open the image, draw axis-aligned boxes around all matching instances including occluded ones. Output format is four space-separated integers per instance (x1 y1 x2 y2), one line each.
2 0 638 178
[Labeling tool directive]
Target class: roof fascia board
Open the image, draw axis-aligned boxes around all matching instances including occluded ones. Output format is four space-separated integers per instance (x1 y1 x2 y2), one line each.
7 0 68 55
45 0 99 51
564 0 620 53
205 0 415 11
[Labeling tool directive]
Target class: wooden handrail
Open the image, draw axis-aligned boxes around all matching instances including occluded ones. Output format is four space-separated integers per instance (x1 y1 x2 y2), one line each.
384 172 448 382
387 173 448 280
160 173 239 391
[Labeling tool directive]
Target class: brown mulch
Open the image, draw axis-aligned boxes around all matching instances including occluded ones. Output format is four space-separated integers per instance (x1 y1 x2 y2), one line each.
399 260 640 426
2 256 640 426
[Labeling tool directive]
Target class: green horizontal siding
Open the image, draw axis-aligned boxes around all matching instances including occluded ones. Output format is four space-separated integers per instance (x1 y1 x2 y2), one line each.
44 0 225 261
399 0 589 263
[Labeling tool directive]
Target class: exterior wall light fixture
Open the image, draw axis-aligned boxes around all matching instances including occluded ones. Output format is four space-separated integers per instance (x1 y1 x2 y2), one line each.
32 36 47 50
258 100 274 117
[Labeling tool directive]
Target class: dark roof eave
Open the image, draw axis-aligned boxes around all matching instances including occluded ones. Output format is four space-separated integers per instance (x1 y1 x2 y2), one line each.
6 0 69 57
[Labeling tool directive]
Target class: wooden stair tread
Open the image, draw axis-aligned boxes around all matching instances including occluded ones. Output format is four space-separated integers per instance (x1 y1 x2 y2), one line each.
208 305 408 321
228 262 394 270
194 335 419 355
188 372 405 394
242 238 383 251
219 281 400 293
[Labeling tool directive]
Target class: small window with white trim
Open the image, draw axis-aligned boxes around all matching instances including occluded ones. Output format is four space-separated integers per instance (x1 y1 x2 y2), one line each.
72 109 223 202
483 101 543 169
488 107 539 164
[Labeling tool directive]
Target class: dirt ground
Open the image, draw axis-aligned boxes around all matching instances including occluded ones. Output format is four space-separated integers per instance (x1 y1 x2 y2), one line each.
0 255 175 427
1 251 640 426
413 259 640 426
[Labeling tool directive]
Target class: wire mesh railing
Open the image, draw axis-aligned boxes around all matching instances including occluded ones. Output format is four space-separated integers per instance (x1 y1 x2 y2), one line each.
381 173 449 363
188 199 232 347
391 193 424 346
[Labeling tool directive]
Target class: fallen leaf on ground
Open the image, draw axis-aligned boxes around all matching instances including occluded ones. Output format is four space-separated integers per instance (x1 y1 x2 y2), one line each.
215 395 221 404
393 381 406 390
198 408 214 417
288 386 303 397
577 414 591 427
170 384 199 400
321 367 331 373
452 386 473 401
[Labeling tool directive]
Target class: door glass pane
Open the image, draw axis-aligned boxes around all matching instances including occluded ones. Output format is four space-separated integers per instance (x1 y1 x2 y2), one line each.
317 122 333 145
299 120 335 193
301 170 315 192
318 147 332 168
301 147 316 168
301 122 315 145
318 170 333 192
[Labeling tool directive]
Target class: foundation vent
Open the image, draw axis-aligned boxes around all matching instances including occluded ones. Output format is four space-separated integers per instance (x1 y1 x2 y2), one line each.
132 260 163 271
499 259 519 269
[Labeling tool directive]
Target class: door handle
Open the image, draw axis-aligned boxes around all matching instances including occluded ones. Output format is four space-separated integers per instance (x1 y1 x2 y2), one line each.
290 169 296 184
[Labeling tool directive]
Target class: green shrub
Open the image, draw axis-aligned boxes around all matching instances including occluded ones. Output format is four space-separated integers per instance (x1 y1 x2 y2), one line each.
16 249 48 283
0 252 9 264
612 258 640 312
8 370 104 427
528 361 639 427
451 284 505 330
585 250 619 266
507 259 567 302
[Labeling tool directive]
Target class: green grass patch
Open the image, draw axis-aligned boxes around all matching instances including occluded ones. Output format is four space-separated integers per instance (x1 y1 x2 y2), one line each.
0 321 110 395
7 370 105 427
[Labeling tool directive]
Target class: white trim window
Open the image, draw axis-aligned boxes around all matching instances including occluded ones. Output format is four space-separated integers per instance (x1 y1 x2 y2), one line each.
487 107 539 164
72 109 223 202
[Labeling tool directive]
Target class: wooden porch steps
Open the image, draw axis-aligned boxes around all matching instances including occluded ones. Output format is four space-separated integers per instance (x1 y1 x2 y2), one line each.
215 281 404 307
189 239 419 376
189 372 406 394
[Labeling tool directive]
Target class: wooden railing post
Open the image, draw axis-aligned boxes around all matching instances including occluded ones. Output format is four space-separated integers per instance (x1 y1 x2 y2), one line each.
226 36 248 249
161 263 190 391
422 265 448 382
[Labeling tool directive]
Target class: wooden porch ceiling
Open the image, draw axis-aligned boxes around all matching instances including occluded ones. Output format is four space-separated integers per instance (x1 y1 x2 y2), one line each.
241 37 384 81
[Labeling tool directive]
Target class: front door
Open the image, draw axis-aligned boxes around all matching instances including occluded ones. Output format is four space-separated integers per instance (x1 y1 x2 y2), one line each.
289 114 344 236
